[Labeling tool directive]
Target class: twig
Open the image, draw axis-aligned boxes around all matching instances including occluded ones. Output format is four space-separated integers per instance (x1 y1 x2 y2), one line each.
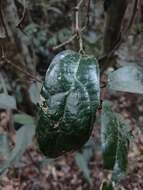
26 150 41 173
124 0 139 33
52 26 85 51
1 57 42 83
16 0 26 29
0 72 8 94
99 0 139 65
75 0 85 53
109 0 139 55
0 0 9 38
86 0 91 27
52 33 77 51
0 72 15 145
76 0 84 9
53 0 86 52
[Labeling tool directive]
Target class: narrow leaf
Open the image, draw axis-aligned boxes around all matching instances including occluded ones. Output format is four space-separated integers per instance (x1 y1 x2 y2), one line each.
0 125 35 174
29 82 42 104
108 65 143 94
75 138 95 185
101 101 118 169
101 101 130 183
0 93 16 109
100 181 114 190
75 152 92 185
0 133 11 158
14 113 35 125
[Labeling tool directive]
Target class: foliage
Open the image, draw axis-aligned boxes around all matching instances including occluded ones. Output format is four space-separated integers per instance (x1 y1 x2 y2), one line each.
0 0 143 189
100 181 114 190
101 101 131 183
108 65 143 94
0 93 16 109
0 124 35 174
75 138 96 185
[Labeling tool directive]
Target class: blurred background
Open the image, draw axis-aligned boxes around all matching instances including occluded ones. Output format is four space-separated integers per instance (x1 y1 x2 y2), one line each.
0 0 143 189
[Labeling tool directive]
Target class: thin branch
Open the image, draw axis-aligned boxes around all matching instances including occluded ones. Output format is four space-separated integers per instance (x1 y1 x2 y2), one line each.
52 26 85 51
99 0 139 71
1 57 42 83
75 0 85 53
76 0 84 9
53 0 86 52
26 150 41 173
0 72 8 94
0 0 9 38
86 0 91 27
53 33 77 51
16 0 26 29
0 72 15 145
124 0 139 34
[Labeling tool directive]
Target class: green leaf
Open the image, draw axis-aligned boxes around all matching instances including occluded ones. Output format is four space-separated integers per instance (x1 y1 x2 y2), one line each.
75 138 95 184
100 181 114 190
29 82 42 104
0 125 35 174
36 50 100 158
108 65 143 94
101 101 130 183
75 152 92 185
0 93 16 109
0 133 11 158
14 113 35 125
58 28 72 43
81 138 96 163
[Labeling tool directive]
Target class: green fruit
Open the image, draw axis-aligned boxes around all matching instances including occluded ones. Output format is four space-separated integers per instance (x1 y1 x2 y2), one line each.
36 50 100 158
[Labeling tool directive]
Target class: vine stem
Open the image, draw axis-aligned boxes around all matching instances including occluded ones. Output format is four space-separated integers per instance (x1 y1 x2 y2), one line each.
53 0 87 52
75 0 85 54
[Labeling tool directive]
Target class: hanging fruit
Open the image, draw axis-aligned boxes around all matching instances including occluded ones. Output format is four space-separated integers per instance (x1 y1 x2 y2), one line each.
36 50 100 158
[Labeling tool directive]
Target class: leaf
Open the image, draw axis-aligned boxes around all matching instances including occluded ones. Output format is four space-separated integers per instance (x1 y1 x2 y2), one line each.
108 65 143 94
14 113 35 125
81 138 96 163
58 28 72 43
29 82 42 104
36 50 100 158
0 133 11 158
101 101 130 183
0 26 6 39
0 93 16 109
75 152 92 185
0 125 35 174
100 181 114 190
75 138 95 184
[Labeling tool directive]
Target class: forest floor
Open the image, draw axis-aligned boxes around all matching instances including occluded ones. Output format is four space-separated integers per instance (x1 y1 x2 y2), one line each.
0 93 143 190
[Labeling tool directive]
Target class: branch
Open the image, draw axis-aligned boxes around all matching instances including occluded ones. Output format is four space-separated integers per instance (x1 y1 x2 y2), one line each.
16 0 26 29
99 0 139 69
99 0 140 73
52 0 88 52
52 33 77 51
86 0 91 27
1 57 42 83
103 0 128 55
0 0 9 38
75 0 85 53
